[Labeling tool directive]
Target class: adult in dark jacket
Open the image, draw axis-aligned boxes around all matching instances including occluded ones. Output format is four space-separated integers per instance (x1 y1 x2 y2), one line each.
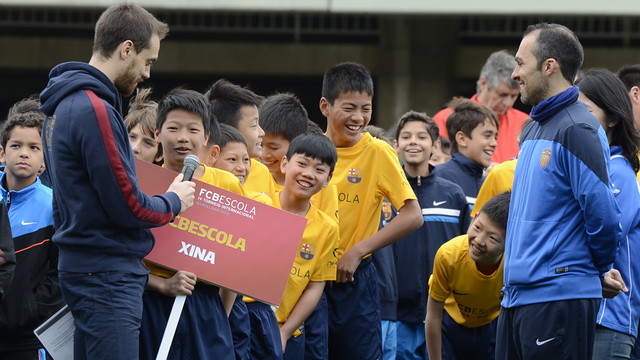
38 3 195 359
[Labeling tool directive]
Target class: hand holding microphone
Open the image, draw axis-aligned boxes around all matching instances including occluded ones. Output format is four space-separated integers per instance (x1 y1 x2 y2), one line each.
167 154 199 214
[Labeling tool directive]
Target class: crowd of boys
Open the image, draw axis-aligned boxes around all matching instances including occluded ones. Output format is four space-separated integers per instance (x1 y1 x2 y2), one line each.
0 2 638 360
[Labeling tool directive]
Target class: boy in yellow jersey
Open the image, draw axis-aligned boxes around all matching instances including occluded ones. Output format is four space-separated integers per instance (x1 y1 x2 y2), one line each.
260 93 338 360
320 62 423 359
206 78 276 198
139 89 243 360
212 122 270 360
425 192 510 360
270 133 339 359
260 93 339 222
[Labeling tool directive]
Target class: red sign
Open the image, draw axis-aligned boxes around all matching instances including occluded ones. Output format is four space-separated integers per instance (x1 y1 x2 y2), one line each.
136 160 307 305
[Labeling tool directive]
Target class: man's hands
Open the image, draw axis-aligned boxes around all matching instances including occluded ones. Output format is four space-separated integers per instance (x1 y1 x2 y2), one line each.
167 173 196 214
602 268 628 299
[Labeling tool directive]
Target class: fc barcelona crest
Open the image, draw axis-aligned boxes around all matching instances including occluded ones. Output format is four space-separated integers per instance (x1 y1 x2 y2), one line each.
300 243 315 260
347 168 362 184
382 201 393 221
539 148 552 168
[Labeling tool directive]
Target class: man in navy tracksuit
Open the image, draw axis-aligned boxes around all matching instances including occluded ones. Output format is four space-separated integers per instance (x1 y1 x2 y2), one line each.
496 23 625 360
39 4 195 359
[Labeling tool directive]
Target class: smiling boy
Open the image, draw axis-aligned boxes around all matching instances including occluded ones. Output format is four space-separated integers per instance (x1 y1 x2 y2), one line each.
140 88 242 360
425 192 510 360
320 62 423 359
392 111 470 359
435 98 499 211
273 133 340 359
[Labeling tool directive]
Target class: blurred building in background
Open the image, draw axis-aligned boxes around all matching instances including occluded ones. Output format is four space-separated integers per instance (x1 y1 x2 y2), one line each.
1 0 640 130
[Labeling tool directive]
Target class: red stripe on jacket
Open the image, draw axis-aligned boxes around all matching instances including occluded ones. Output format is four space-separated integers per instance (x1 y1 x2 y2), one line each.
85 90 173 225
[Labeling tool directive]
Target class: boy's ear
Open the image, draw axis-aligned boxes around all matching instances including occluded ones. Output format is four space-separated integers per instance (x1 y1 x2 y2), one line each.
431 139 441 159
630 86 640 105
37 163 46 176
324 173 332 187
393 139 399 152
455 131 468 149
280 156 288 175
0 146 5 163
319 97 330 118
154 128 161 142
207 145 220 166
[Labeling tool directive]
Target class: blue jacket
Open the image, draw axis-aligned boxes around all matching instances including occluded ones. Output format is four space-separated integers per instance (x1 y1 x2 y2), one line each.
0 174 64 351
434 152 484 209
502 97 621 308
39 62 181 274
596 146 640 336
394 167 470 323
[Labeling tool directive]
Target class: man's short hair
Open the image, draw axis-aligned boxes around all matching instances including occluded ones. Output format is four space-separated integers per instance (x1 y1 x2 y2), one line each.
479 191 511 231
394 110 439 144
1 97 44 149
445 97 498 153
260 93 309 142
156 88 212 139
205 79 262 129
218 123 248 150
321 62 374 105
616 64 640 91
93 2 169 59
524 23 584 85
478 50 519 92
286 133 338 175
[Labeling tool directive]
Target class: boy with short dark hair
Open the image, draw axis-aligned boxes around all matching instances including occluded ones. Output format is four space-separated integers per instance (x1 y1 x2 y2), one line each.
0 98 64 359
139 88 241 360
206 79 275 197
425 192 511 360
255 93 338 360
320 62 423 359
392 110 471 359
274 133 339 359
214 123 251 186
435 98 499 211
260 93 310 186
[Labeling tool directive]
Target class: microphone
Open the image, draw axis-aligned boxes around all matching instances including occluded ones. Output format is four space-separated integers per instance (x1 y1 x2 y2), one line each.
181 154 200 182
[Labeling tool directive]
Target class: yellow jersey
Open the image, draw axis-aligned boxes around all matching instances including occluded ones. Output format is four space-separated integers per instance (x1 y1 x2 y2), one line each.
471 159 516 217
273 181 339 225
428 235 503 328
244 159 276 199
273 195 339 336
329 132 416 255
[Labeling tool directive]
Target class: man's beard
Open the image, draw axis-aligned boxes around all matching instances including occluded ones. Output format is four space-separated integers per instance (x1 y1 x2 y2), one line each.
114 61 139 97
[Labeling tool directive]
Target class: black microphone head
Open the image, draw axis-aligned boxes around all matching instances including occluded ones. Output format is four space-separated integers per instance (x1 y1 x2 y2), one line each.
182 154 200 181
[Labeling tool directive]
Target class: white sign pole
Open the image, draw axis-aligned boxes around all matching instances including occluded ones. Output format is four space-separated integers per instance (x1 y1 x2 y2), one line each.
155 295 187 360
